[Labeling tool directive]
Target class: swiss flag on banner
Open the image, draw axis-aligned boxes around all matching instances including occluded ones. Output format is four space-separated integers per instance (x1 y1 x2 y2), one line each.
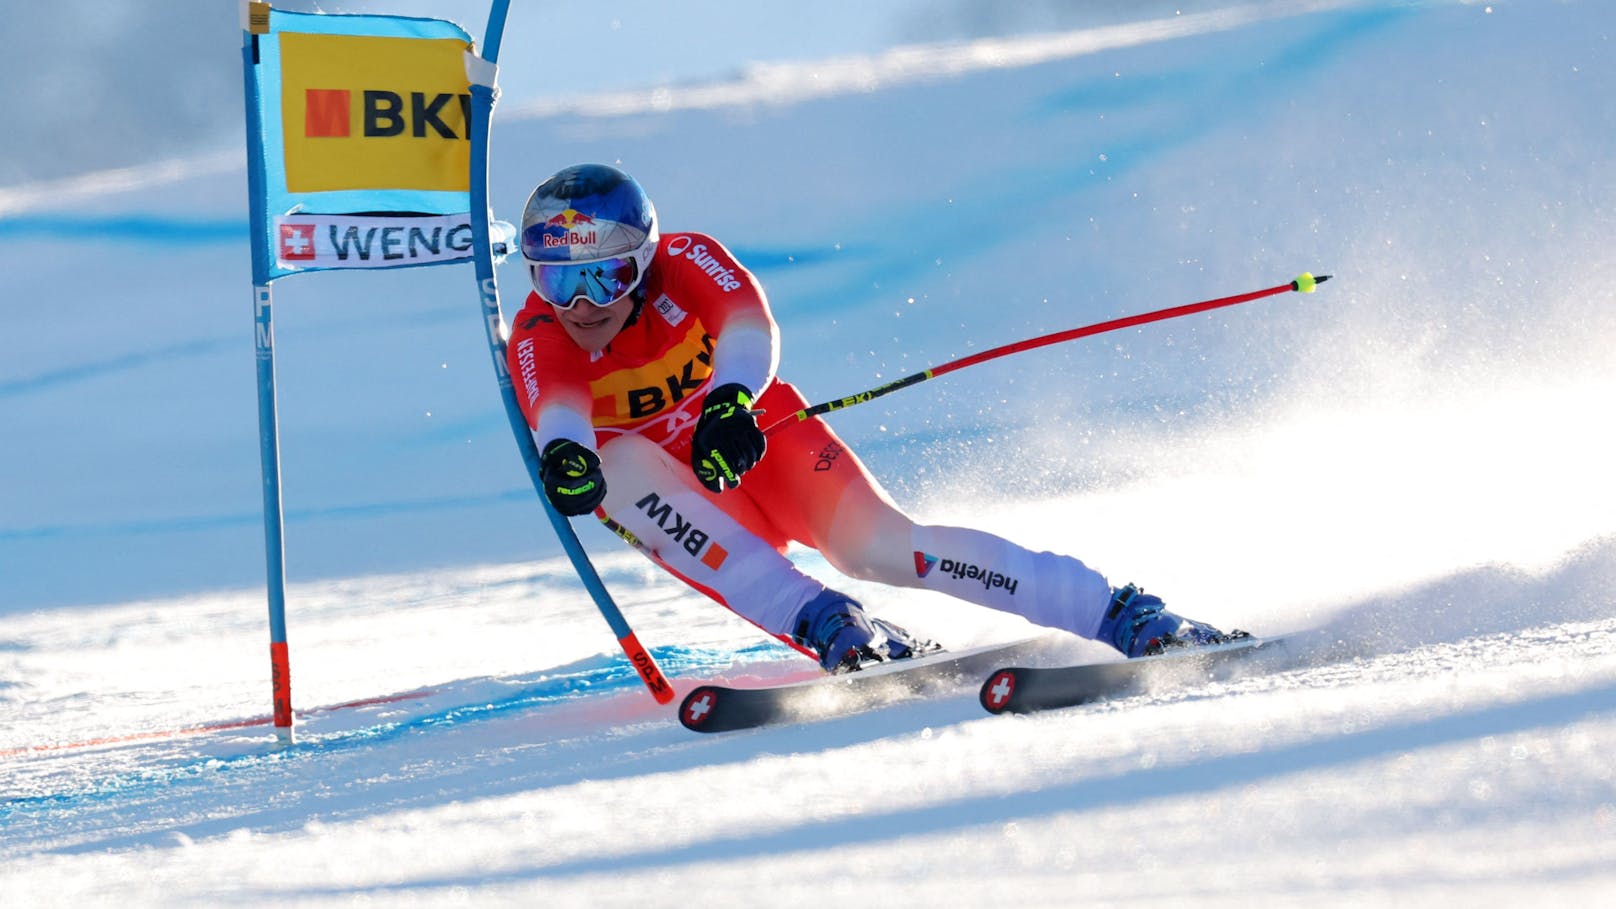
278 223 317 261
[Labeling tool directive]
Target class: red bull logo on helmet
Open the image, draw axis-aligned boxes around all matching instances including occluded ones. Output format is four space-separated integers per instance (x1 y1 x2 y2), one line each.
545 209 595 228
542 209 598 249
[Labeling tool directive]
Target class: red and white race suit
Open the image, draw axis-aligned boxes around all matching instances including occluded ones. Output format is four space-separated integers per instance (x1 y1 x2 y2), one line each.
508 232 1112 649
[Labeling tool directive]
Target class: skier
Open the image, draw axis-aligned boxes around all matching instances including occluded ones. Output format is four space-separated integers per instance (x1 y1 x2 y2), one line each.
507 163 1243 673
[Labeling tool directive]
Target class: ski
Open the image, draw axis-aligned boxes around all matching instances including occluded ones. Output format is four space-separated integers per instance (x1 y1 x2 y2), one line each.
679 636 1064 733
979 635 1286 715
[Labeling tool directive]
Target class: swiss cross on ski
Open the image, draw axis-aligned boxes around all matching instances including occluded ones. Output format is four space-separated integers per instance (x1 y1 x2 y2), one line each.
976 635 1282 716
682 687 719 728
982 670 1017 713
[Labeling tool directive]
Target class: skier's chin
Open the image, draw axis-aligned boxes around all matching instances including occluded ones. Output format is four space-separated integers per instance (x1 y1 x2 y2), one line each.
558 303 629 351
561 321 616 351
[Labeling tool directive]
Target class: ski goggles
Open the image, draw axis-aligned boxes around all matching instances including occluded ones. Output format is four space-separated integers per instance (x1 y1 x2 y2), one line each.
530 256 642 309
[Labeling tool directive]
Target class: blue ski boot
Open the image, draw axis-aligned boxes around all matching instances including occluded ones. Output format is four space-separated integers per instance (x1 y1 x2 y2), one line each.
1097 584 1249 658
792 590 936 673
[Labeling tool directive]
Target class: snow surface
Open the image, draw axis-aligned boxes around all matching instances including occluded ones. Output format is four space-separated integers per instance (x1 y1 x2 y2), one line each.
4 0 1616 905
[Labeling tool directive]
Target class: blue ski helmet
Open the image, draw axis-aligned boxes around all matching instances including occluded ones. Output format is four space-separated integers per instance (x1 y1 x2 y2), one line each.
519 164 658 308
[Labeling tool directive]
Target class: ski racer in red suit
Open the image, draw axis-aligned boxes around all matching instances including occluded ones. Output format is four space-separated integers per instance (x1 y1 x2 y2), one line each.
507 164 1242 672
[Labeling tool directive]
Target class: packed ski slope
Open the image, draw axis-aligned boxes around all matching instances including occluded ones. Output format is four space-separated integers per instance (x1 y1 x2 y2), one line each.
4 1 1615 905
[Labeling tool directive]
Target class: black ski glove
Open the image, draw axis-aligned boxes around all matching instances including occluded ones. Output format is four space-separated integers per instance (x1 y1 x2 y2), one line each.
691 383 766 493
540 439 606 516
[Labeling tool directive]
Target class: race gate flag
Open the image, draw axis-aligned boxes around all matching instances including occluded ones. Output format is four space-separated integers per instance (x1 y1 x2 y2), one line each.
243 1 506 279
239 0 515 743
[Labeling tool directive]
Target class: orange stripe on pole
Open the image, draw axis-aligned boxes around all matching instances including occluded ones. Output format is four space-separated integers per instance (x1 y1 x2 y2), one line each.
619 632 675 704
270 641 294 733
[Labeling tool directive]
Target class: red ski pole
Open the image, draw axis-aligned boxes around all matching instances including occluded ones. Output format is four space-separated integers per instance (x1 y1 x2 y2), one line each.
763 272 1329 435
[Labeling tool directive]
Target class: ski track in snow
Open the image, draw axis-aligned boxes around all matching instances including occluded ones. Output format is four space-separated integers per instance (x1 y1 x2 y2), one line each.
4 0 1616 904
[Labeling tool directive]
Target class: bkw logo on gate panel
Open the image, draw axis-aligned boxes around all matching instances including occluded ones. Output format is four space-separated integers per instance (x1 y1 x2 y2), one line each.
278 32 471 193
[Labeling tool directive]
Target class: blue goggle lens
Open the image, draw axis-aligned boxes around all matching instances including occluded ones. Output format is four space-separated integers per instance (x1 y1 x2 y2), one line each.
533 257 640 309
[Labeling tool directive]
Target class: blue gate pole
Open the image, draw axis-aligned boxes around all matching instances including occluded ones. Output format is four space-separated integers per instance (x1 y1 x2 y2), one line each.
252 284 294 742
243 13 295 744
465 1 673 704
